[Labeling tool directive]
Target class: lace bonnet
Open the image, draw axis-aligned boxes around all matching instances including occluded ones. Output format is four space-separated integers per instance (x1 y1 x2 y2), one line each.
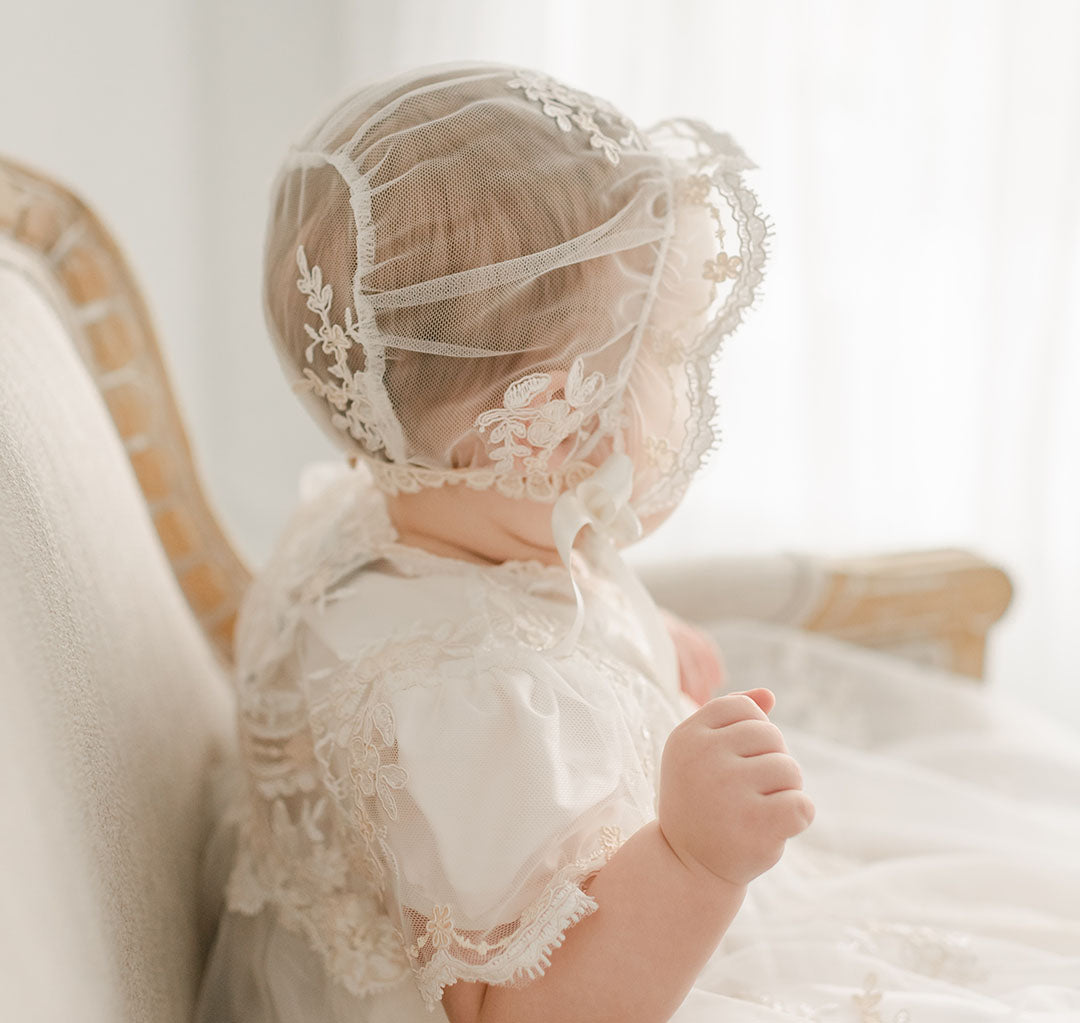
263 60 771 522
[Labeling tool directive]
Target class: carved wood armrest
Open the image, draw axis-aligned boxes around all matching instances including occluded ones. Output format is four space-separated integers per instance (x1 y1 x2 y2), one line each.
800 548 1014 681
1 156 252 668
639 548 1013 681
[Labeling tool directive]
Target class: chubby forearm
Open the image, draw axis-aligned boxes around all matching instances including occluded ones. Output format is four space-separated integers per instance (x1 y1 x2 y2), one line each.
476 820 746 1023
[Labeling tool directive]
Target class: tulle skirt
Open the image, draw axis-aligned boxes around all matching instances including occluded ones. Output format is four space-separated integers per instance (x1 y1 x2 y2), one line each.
196 618 1080 1022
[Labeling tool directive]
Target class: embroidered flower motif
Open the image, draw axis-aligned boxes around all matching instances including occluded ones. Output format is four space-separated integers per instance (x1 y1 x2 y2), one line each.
349 701 408 820
475 357 613 476
506 69 645 165
647 327 687 368
350 810 398 894
317 889 410 991
643 436 679 476
524 399 573 447
224 804 412 997
673 171 729 252
847 920 987 984
675 174 712 207
425 904 455 950
703 252 743 283
294 246 388 456
596 825 622 858
853 973 912 1023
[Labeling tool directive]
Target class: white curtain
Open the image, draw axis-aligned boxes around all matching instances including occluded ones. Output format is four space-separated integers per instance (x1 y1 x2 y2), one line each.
2 0 1077 724
330 0 1080 725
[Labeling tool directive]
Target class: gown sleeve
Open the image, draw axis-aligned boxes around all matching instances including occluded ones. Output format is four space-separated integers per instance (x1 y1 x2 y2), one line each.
297 599 662 1012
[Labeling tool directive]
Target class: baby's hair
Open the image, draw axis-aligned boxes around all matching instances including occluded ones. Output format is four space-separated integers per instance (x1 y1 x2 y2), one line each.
265 70 662 466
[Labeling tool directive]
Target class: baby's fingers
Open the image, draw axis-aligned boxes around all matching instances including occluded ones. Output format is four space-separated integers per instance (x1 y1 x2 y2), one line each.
695 690 773 729
723 718 790 757
761 788 816 837
740 687 775 716
746 751 803 795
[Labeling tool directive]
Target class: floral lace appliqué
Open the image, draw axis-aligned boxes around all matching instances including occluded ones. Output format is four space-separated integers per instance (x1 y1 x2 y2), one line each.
349 700 408 820
506 69 646 165
852 973 912 1023
475 356 618 496
846 920 987 985
294 245 390 457
224 800 413 998
406 825 625 1011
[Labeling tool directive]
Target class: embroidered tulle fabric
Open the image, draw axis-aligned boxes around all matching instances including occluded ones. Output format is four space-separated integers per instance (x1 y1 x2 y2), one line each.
263 60 771 517
197 462 1080 1022
218 460 689 1012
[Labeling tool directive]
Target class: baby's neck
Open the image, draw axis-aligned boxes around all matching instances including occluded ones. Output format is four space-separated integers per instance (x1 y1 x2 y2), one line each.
383 484 564 568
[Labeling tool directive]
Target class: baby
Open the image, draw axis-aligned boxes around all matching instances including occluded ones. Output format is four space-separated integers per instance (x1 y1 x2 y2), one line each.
201 60 812 1023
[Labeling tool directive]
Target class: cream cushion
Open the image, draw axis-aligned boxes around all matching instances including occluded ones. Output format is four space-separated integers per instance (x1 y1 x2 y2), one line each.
0 260 236 1022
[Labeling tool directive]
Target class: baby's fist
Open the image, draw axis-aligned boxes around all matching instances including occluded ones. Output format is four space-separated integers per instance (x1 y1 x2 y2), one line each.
657 689 814 888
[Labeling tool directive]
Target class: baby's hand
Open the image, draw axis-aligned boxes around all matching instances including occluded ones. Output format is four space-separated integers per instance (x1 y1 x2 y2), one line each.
657 688 814 888
662 610 726 708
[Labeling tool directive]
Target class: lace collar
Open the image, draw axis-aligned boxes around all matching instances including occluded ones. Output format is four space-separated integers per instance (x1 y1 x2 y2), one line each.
287 460 587 612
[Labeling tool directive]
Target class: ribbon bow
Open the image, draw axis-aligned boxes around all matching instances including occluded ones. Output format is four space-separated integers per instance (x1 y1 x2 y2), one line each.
549 452 643 656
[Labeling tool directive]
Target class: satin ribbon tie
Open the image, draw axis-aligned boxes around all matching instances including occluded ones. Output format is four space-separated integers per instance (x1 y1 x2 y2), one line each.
549 453 642 656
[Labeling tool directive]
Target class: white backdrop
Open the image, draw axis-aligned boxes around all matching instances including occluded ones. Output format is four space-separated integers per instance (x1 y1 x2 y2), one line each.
2 0 1077 724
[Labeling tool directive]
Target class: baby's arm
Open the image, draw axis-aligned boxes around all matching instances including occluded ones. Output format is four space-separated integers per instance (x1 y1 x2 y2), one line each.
442 688 814 1023
443 819 746 1023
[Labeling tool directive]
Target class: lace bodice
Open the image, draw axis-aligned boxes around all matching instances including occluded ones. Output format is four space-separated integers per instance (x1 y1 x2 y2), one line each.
222 460 690 1011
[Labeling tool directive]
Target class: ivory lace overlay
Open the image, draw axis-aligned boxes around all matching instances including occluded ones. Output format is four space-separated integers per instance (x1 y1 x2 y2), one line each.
221 465 676 1009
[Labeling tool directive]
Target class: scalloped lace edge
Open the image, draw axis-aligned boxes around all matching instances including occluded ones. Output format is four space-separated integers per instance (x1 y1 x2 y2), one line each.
413 878 600 1013
365 456 600 502
224 830 610 1010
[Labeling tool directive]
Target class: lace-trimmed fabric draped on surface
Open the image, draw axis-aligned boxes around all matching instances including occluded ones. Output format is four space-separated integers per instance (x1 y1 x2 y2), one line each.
195 462 1080 1022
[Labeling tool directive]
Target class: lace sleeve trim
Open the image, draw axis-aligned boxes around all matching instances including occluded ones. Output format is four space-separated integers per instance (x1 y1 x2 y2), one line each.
224 816 614 1012
410 877 600 1012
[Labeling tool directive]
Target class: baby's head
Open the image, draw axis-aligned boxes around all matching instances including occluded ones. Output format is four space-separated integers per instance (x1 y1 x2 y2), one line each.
263 61 768 548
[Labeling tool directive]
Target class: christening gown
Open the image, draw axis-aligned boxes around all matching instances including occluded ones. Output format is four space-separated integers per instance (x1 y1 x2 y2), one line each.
195 461 1080 1023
